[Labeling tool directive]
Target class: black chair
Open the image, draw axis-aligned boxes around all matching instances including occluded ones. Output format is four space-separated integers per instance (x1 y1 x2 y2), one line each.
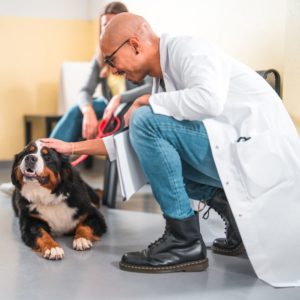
257 69 281 97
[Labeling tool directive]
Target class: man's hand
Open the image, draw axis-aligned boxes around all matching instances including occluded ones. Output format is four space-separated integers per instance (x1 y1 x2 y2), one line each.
124 94 151 127
40 138 72 155
81 105 98 139
103 94 121 120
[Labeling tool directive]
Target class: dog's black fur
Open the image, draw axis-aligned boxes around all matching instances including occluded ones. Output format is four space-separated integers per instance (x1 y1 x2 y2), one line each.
11 141 106 260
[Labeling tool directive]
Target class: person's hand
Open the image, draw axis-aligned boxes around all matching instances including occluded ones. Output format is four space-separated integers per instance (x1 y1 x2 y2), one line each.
40 138 72 155
124 94 151 127
103 94 121 120
81 105 98 139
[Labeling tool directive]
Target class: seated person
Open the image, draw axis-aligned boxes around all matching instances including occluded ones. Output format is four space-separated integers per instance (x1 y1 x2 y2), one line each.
50 1 152 142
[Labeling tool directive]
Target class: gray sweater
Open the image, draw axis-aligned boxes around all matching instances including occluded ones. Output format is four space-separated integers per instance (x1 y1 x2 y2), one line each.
77 56 152 107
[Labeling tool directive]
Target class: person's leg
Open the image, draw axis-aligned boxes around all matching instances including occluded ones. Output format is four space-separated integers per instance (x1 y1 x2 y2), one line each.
129 106 222 219
119 106 219 273
50 99 107 142
92 98 107 120
50 105 82 142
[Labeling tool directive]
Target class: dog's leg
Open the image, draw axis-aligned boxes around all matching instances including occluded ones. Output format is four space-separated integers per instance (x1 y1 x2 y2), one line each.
20 215 64 260
73 209 107 251
86 183 102 208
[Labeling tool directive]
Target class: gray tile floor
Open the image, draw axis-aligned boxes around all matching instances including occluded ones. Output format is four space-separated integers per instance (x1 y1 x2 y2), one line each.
0 160 299 300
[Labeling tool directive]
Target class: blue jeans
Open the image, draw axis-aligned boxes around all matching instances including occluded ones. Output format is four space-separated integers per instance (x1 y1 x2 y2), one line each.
50 99 107 142
129 106 222 220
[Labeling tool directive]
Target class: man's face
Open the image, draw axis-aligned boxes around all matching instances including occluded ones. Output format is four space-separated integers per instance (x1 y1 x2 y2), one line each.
101 37 148 84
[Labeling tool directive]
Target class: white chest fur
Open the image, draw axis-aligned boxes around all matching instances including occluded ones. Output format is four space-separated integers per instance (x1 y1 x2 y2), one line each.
21 182 79 236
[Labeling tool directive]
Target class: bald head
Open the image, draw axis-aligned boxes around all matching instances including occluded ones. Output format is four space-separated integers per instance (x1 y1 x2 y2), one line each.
100 12 155 53
99 13 162 81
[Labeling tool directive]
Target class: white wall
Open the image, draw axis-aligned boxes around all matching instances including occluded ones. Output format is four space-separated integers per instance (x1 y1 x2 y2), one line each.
1 0 299 120
283 0 300 119
0 0 101 19
0 0 287 72
113 0 286 72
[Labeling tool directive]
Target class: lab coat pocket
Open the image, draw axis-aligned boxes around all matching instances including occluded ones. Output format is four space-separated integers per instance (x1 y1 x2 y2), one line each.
232 131 291 199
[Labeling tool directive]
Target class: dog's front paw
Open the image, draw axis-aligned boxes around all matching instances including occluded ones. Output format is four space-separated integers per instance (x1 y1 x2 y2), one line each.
73 237 93 251
43 247 64 260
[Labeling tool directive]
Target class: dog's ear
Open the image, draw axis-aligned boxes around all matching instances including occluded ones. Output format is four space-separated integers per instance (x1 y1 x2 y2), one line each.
60 155 73 183
11 152 23 189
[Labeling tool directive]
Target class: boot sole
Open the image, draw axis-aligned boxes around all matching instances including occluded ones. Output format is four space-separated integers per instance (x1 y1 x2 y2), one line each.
119 258 208 273
212 242 245 256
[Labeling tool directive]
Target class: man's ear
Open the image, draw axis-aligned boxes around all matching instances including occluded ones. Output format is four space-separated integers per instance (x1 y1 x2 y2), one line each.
128 37 141 55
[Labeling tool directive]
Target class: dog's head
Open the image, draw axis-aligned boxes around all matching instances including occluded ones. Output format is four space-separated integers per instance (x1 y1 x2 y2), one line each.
11 140 71 192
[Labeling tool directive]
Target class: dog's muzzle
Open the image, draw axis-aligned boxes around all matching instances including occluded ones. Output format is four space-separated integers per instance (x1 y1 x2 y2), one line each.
24 154 38 173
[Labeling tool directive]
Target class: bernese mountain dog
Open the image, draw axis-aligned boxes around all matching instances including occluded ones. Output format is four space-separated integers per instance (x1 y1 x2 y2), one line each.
11 140 107 260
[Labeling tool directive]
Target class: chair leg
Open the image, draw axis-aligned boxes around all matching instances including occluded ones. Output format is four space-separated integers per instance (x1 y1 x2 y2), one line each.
102 159 111 206
84 156 94 169
102 160 118 208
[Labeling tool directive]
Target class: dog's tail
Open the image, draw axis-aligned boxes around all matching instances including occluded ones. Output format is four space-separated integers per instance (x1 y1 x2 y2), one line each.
0 182 15 197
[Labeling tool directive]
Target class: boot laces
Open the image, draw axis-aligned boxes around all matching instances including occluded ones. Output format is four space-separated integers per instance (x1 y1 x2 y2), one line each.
148 225 170 249
202 204 229 238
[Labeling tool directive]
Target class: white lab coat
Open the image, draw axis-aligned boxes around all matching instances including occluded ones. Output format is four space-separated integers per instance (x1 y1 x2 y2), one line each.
149 34 300 287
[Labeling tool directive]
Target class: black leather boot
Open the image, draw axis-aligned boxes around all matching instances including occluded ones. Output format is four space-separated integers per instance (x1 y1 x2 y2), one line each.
119 213 208 273
206 189 245 256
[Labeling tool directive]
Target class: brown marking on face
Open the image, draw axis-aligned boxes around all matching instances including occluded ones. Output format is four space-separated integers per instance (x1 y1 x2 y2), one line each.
28 144 37 153
35 228 60 255
74 224 100 241
39 166 60 191
41 147 49 155
14 165 24 188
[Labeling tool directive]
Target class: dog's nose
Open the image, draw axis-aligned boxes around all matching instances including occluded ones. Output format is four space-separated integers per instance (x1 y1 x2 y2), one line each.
25 155 37 166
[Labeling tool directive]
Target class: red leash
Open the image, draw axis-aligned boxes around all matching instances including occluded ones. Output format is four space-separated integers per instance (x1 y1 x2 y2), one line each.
71 115 121 167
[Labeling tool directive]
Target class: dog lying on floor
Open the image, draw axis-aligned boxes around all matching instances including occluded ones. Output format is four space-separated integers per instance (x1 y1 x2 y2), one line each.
10 140 107 260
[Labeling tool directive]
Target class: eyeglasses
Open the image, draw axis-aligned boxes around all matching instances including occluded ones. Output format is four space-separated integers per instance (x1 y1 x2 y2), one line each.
104 39 129 68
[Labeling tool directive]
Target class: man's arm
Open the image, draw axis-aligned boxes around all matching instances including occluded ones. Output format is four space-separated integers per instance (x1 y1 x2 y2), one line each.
41 138 107 156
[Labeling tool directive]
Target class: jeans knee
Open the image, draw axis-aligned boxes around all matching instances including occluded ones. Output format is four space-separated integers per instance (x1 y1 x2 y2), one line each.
130 106 153 127
129 106 154 147
67 105 82 120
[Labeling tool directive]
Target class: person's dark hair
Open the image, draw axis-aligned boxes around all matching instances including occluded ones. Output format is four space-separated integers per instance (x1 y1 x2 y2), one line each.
101 1 128 16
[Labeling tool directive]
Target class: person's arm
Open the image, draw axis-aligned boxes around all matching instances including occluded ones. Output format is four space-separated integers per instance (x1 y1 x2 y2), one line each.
40 138 107 156
77 56 102 109
120 76 153 103
103 77 152 120
78 56 103 139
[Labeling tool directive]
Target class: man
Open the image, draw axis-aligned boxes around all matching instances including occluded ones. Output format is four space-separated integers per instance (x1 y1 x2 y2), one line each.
43 12 300 285
99 13 300 285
